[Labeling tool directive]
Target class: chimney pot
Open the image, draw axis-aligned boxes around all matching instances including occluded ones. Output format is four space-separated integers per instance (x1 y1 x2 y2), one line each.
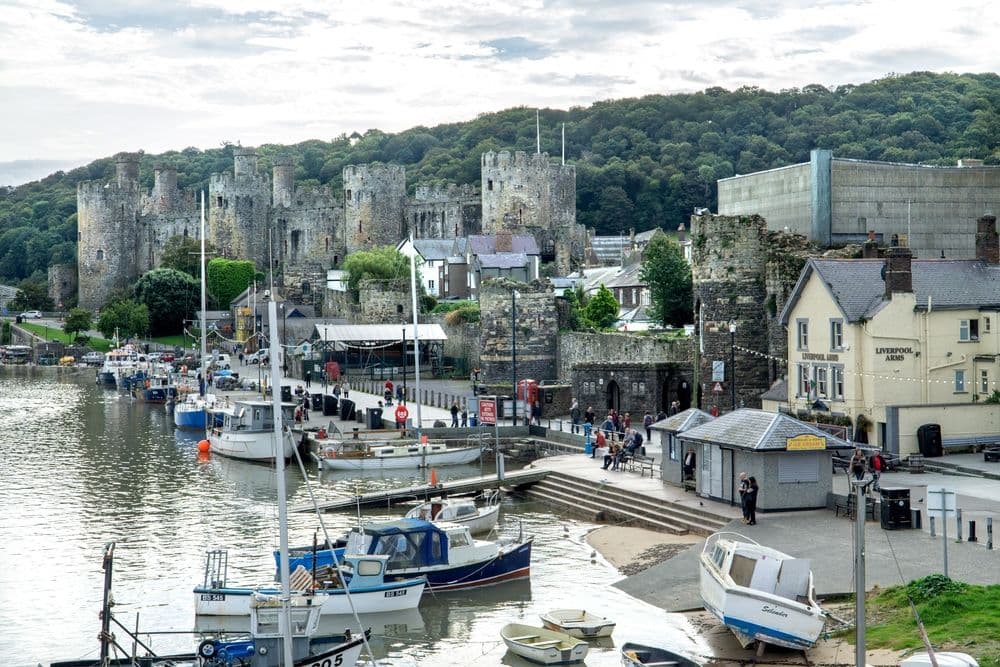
975 214 998 264
884 246 913 297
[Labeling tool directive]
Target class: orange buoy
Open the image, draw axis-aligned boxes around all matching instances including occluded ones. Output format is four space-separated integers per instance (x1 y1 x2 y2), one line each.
197 451 210 463
198 439 210 453
429 468 438 486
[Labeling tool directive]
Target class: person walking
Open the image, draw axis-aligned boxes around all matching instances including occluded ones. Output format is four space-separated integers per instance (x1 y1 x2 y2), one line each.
342 379 350 397
643 411 653 442
450 401 460 428
570 399 581 434
394 402 409 430
584 405 596 427
738 472 750 523
850 448 867 481
870 450 886 491
745 477 759 525
461 406 468 428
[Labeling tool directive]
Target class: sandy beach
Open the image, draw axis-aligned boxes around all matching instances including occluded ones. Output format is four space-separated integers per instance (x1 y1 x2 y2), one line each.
585 525 701 575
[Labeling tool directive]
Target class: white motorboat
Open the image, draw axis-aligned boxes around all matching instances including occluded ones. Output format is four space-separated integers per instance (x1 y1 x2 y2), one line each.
699 532 826 650
500 622 588 664
404 489 502 534
97 344 146 386
194 552 425 616
539 608 615 639
209 399 297 462
314 440 481 470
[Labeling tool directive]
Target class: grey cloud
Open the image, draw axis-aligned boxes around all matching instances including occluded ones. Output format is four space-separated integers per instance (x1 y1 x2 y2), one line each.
481 37 551 60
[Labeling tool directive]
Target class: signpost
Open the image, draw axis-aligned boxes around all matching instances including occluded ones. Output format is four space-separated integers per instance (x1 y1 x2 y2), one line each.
478 398 502 482
927 486 956 577
712 382 724 394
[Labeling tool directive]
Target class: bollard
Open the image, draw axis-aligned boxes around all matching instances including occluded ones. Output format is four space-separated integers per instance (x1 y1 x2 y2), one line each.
930 515 936 537
988 517 993 550
957 508 963 541
968 520 977 543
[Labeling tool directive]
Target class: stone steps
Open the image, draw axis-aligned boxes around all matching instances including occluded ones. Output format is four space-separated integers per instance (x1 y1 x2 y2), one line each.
524 471 730 536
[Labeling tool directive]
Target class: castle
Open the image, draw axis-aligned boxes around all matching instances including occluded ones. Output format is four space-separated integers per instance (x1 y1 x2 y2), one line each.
77 147 586 310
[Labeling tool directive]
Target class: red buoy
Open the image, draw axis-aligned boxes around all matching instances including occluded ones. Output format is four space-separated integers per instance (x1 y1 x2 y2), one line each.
198 439 210 453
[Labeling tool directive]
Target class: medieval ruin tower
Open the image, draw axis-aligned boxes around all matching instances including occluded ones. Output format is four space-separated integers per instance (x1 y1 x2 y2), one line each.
343 164 407 253
481 151 585 274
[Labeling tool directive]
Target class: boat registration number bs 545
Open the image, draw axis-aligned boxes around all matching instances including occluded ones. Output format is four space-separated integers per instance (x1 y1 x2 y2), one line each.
384 589 408 598
200 593 226 601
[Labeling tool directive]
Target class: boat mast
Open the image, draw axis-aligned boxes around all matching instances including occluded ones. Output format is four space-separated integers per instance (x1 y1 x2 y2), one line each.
853 479 866 667
199 192 208 396
267 298 294 666
409 234 422 439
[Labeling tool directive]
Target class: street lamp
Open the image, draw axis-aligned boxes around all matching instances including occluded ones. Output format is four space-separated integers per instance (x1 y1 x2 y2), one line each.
729 321 737 412
402 326 407 400
511 289 518 426
280 303 287 375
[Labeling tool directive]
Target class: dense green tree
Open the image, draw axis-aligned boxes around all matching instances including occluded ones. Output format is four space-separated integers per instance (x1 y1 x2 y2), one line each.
9 280 53 311
160 235 216 279
342 246 411 294
640 235 694 327
134 268 199 335
206 258 255 308
63 307 92 339
97 299 149 341
583 284 619 330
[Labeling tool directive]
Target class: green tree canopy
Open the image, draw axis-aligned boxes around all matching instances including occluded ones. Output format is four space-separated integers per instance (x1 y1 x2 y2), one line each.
640 235 694 327
134 268 199 335
160 235 216 279
97 299 149 341
63 307 92 339
583 284 619 330
9 279 53 311
342 246 412 295
206 258 255 308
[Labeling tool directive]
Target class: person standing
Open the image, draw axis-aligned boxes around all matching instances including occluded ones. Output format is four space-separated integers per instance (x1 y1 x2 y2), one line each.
870 450 886 490
850 448 867 481
643 411 654 442
342 379 350 397
584 405 596 427
531 401 541 426
745 477 759 525
738 472 750 523
570 399 581 434
461 406 468 428
450 401 460 428
304 370 311 388
394 402 409 430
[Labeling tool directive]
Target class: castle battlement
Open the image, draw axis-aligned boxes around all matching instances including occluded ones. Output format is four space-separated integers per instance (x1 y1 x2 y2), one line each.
414 182 479 202
481 150 557 171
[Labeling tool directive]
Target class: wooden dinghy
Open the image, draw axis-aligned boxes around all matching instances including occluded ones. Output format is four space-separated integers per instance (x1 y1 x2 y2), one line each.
539 608 615 638
500 623 589 665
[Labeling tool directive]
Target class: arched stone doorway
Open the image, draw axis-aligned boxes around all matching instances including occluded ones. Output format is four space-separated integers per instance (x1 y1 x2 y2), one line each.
606 380 621 413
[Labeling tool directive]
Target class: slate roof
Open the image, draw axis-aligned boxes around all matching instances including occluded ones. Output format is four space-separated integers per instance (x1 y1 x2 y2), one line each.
781 258 1000 325
589 236 629 264
678 408 853 451
651 408 715 433
412 239 457 261
760 379 788 402
477 253 529 269
467 235 540 255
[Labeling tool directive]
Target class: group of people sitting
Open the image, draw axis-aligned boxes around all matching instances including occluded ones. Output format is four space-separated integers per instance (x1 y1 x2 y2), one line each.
593 427 645 471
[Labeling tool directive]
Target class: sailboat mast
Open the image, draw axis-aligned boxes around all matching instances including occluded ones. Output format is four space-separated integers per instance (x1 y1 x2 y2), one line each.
199 192 208 396
409 235 422 438
267 298 294 666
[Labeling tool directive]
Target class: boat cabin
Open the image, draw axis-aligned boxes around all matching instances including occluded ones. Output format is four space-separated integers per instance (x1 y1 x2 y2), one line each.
344 519 496 571
709 540 813 604
223 400 296 433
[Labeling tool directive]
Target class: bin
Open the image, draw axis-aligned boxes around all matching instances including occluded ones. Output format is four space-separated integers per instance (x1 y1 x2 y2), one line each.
368 408 383 429
311 393 323 411
917 423 943 457
323 395 338 416
340 398 355 421
280 385 292 403
880 487 912 530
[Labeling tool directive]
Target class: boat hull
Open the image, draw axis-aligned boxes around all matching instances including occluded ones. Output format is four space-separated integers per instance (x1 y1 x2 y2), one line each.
209 431 294 463
318 445 481 470
620 642 699 667
193 578 425 616
501 623 589 665
404 499 501 535
174 405 208 429
540 610 615 638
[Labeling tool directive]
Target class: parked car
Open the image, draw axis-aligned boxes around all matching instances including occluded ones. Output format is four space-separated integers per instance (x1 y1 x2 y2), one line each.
81 351 105 366
246 350 269 365
20 310 43 319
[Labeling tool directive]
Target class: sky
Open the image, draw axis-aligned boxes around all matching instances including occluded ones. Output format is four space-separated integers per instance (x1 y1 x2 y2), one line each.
1 0 998 172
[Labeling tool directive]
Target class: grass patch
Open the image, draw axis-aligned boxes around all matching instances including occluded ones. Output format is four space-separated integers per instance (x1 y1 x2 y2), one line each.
862 576 1000 667
149 334 188 348
16 321 112 352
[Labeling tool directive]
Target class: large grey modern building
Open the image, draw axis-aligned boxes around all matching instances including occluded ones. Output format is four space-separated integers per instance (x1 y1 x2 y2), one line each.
717 149 1000 259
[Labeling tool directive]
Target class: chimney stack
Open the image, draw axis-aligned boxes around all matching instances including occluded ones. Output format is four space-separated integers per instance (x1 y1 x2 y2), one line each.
975 215 998 264
862 229 879 259
884 246 913 297
496 230 513 253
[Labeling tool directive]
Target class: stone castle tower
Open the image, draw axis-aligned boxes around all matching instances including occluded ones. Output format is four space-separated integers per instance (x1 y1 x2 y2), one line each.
478 279 560 385
209 146 273 263
481 151 584 274
343 164 407 253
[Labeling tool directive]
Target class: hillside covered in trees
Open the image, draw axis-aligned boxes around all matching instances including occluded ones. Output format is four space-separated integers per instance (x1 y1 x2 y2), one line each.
0 71 997 288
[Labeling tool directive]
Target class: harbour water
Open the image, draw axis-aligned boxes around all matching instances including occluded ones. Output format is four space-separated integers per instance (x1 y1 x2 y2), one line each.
0 375 706 666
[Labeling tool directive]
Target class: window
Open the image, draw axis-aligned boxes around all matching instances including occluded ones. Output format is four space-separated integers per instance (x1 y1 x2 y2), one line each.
668 435 678 461
981 369 990 394
815 366 828 397
798 364 811 396
631 288 637 305
428 279 435 292
955 369 966 392
830 319 844 350
95 249 104 261
959 319 979 341
796 319 809 350
216 196 223 207
985 317 992 333
487 179 493 191
832 366 844 399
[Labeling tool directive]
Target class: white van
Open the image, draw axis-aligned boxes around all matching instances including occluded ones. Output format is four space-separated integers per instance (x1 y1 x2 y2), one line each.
203 353 232 370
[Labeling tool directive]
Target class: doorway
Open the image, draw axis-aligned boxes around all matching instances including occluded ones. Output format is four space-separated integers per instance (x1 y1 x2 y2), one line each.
677 379 692 411
606 380 621 413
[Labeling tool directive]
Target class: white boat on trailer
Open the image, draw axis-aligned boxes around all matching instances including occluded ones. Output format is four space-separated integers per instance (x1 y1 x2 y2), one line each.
539 608 615 639
699 532 826 651
501 622 589 664
404 489 501 534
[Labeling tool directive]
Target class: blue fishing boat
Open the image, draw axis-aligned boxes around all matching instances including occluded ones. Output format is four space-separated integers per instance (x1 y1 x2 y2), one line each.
282 518 532 592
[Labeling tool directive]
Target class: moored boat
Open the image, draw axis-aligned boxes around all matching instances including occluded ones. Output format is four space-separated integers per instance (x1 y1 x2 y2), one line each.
193 551 425 616
403 489 501 534
621 642 701 667
209 399 296 462
699 532 826 650
174 392 215 429
540 608 615 638
97 344 146 386
314 439 481 470
500 622 588 664
132 372 178 403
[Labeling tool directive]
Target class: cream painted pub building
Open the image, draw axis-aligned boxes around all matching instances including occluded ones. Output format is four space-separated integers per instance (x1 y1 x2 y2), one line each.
778 216 1000 456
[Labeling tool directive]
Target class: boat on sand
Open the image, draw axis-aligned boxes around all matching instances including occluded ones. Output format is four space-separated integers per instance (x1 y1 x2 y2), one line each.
500 622 588 664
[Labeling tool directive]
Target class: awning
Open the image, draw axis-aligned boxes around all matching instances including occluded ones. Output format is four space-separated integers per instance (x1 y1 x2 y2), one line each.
312 323 448 344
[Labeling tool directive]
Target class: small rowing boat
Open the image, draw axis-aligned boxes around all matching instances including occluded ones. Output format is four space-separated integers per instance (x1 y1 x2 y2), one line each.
539 608 615 638
500 623 588 664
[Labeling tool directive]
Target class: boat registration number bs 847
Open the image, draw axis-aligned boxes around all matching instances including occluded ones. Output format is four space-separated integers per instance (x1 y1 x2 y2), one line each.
200 593 226 601
384 589 408 598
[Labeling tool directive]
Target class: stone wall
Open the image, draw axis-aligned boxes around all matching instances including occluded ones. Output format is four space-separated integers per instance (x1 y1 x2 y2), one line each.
358 279 412 324
48 264 77 310
408 183 481 239
557 331 696 381
478 278 558 385
572 362 695 418
343 163 406 253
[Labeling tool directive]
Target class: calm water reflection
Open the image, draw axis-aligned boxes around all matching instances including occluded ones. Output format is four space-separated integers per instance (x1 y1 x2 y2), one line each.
0 376 705 667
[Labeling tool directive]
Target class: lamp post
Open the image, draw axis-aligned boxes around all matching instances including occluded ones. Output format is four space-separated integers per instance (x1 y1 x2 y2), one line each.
729 321 737 412
280 303 287 376
511 289 517 426
402 326 407 400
